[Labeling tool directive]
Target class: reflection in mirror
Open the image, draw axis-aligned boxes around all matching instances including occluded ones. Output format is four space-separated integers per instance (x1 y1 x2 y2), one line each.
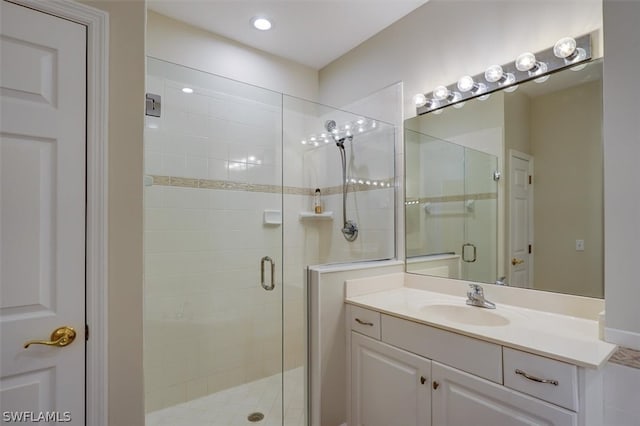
405 59 603 298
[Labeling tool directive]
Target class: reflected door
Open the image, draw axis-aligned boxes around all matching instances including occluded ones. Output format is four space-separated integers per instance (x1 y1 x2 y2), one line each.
509 152 534 288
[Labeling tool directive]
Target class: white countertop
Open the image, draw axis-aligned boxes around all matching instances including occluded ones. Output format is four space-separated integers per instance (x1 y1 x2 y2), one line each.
346 286 617 369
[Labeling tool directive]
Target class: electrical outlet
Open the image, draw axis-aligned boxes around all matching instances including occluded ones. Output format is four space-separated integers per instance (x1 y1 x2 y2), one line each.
576 239 585 251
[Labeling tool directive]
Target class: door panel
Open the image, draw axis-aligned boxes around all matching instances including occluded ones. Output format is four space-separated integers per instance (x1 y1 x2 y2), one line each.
351 332 431 426
510 153 532 288
0 1 87 423
432 362 576 426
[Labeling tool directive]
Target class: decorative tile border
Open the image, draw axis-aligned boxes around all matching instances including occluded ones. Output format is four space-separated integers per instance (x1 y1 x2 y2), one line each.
148 175 394 196
610 346 640 369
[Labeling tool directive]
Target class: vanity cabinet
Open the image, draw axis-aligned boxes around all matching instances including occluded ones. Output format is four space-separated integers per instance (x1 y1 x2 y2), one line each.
351 332 431 426
347 305 600 426
432 361 576 426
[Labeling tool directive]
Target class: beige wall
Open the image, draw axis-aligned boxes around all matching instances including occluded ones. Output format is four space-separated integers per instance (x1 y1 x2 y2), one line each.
79 0 146 425
147 10 319 100
603 0 640 346
530 81 603 297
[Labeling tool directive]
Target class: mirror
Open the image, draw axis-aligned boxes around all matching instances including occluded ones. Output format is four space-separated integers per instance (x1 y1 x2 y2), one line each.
405 59 603 298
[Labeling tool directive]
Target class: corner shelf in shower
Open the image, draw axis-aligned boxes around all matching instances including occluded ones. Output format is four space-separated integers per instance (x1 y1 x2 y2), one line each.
299 211 334 221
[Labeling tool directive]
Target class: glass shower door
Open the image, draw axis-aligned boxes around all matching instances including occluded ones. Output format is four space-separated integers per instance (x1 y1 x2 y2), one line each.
144 58 285 425
462 147 498 283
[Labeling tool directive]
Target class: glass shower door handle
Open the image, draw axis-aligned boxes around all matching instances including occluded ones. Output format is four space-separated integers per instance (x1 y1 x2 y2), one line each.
462 243 477 263
260 256 275 291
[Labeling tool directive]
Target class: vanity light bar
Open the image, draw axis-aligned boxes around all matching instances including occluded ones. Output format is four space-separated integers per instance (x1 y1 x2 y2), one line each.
415 34 592 116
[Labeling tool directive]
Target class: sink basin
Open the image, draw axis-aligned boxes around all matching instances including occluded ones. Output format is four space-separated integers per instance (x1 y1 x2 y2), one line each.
421 304 510 327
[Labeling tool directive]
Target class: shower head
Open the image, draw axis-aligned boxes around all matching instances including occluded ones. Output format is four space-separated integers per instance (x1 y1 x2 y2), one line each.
324 120 337 133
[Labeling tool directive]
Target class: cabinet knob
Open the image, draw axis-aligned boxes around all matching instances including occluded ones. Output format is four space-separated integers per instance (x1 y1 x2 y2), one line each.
420 376 426 385
432 381 440 390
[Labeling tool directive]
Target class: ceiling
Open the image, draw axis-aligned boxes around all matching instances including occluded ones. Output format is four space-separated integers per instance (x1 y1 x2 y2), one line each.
147 0 429 70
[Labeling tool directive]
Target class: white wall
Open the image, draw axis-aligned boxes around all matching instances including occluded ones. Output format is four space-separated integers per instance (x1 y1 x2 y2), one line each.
319 0 602 120
603 0 640 349
147 10 319 101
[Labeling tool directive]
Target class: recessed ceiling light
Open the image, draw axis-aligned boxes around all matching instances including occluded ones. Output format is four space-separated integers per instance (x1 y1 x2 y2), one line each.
182 87 193 94
251 17 272 31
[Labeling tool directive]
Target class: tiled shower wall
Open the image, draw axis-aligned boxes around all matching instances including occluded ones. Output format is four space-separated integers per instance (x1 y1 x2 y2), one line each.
144 61 396 413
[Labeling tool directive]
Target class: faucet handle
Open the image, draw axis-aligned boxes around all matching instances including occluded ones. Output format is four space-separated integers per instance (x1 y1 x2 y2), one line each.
468 283 484 296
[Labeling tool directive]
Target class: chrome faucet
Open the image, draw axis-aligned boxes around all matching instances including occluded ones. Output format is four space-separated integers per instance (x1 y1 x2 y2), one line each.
466 284 496 309
495 276 507 286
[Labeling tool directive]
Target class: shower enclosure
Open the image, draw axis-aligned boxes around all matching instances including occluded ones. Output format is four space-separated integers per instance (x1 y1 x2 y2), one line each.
143 58 395 426
405 130 498 283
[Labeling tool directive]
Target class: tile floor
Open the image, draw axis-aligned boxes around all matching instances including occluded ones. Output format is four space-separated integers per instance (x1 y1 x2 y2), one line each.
146 367 304 426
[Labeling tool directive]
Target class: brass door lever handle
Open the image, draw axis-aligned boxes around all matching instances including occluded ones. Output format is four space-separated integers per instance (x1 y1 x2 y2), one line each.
24 326 76 349
511 258 525 266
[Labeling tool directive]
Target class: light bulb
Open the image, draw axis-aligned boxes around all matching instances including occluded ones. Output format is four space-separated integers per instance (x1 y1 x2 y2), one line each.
554 36 587 66
433 85 450 101
553 37 577 58
310 136 316 141
182 87 194 94
485 64 515 86
457 75 475 92
484 65 504 83
516 52 537 72
413 93 427 107
356 118 364 125
301 140 307 145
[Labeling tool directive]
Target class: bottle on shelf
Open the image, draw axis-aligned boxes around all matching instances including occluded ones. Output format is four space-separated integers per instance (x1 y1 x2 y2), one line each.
314 188 323 214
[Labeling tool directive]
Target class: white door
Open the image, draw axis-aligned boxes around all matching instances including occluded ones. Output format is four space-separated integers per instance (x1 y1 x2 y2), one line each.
431 362 576 426
0 1 86 423
351 332 431 426
509 151 533 288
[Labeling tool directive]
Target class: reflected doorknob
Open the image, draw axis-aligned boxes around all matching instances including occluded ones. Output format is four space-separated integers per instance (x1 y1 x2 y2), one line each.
24 326 76 349
511 258 525 266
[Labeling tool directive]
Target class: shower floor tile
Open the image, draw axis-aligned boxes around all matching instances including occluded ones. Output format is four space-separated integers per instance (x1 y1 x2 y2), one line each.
146 367 305 426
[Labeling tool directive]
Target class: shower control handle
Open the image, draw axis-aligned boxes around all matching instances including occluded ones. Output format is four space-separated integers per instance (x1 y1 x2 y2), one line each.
260 256 275 291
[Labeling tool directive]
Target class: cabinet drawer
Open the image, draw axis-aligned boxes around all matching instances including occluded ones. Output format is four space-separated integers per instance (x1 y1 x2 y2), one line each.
349 305 381 340
503 347 578 411
381 314 502 383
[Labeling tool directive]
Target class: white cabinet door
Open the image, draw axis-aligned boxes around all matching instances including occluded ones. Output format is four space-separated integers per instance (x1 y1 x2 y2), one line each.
432 362 577 426
0 1 86 423
351 332 431 426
